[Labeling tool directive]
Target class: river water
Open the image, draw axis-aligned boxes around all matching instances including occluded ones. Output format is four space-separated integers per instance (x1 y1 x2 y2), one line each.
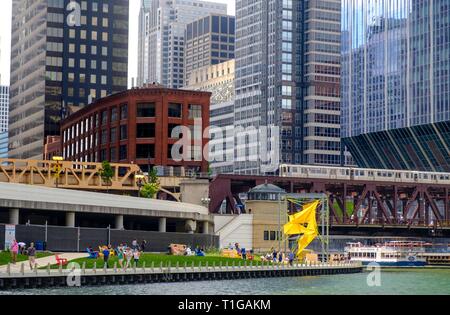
2 269 449 295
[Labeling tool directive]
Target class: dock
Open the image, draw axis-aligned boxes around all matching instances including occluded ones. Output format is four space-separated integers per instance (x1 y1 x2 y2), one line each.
0 262 363 290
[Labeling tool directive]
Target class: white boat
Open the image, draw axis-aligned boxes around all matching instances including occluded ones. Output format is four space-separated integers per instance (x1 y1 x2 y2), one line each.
344 242 427 267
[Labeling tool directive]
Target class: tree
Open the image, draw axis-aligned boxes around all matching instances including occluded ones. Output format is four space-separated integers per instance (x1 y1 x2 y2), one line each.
100 161 114 192
140 167 160 199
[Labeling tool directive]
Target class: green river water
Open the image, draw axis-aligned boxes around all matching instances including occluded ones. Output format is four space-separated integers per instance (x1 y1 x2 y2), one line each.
1 268 449 295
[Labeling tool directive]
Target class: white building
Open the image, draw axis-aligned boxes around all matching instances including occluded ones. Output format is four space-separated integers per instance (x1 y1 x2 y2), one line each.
138 0 227 88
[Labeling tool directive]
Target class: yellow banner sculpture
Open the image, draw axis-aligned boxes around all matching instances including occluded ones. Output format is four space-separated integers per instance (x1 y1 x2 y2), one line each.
283 200 320 257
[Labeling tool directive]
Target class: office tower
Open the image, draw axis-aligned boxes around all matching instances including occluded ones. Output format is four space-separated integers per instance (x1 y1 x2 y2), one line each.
9 0 129 160
137 0 227 89
0 85 8 158
185 60 235 174
234 0 343 175
341 0 450 172
184 14 235 84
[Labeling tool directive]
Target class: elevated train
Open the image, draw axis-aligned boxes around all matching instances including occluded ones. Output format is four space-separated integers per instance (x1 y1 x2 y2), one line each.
279 164 450 185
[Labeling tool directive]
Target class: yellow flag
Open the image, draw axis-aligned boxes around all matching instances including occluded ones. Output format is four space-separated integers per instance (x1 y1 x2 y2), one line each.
288 200 320 225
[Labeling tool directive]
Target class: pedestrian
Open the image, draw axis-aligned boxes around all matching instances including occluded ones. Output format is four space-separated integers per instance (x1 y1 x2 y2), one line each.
288 251 295 266
272 249 278 263
140 240 147 252
132 239 138 250
278 251 283 264
27 242 37 270
241 248 247 260
10 239 19 265
133 249 141 267
102 246 110 268
125 248 133 269
117 244 124 268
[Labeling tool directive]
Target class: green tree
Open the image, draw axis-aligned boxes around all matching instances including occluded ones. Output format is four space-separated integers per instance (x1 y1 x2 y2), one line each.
100 161 114 193
140 167 160 199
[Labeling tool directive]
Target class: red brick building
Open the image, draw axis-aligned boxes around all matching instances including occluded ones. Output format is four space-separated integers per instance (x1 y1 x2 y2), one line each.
60 86 211 173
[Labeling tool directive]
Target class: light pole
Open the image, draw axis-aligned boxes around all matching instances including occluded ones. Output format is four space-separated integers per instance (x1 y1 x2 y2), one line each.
52 156 64 188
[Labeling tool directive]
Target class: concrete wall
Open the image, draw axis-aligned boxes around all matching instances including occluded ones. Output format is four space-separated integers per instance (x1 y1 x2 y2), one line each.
213 215 235 232
179 179 209 206
0 224 219 252
215 214 253 250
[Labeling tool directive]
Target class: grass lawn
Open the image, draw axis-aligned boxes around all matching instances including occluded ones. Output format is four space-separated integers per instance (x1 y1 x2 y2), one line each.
49 253 270 269
0 251 53 266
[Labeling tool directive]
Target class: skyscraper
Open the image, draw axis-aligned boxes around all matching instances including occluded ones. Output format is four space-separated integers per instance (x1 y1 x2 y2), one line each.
184 14 235 84
137 0 227 89
234 0 344 175
9 0 129 160
341 0 450 172
0 85 8 158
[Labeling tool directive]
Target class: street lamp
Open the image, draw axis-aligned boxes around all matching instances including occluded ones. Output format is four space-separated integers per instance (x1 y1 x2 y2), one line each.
136 174 145 197
52 156 64 188
201 197 211 207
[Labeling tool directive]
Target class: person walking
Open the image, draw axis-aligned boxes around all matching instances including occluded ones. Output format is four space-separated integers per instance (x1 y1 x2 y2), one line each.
102 247 110 268
272 249 278 264
10 239 19 265
125 248 133 269
288 251 295 266
278 251 283 264
241 248 247 260
117 244 125 268
140 240 147 252
27 242 37 270
133 249 141 267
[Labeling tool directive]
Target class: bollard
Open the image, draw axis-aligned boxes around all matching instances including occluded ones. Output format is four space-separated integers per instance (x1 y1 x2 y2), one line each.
184 261 187 271
7 263 11 276
93 262 97 274
34 264 38 275
232 261 235 269
47 263 51 275
151 261 155 273
219 261 223 270
205 261 209 271
82 262 86 275
133 262 137 273
160 261 163 272
114 262 117 273
191 261 195 271
213 261 216 271
20 263 25 276
142 261 146 273
58 263 63 275
198 261 202 271
104 263 107 273
176 261 179 271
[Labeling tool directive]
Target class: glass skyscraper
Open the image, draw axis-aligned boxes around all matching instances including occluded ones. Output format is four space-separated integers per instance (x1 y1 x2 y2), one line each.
341 0 450 172
235 0 344 175
137 0 228 89
9 0 129 160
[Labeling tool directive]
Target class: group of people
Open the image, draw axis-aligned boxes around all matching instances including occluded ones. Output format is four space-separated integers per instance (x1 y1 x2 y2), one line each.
8 239 37 270
227 243 253 260
262 249 296 266
89 239 147 269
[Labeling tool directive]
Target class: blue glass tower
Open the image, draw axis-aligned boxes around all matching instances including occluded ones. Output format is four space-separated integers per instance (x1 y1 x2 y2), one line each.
341 0 450 172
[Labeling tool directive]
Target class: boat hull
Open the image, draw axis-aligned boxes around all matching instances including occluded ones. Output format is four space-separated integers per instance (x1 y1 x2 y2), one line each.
359 261 427 267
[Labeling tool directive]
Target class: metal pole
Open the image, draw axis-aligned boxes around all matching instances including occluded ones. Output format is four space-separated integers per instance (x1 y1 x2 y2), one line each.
77 226 80 252
45 221 48 243
278 194 281 253
321 196 325 263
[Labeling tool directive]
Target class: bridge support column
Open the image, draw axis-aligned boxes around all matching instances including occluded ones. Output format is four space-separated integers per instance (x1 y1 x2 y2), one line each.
185 220 197 234
203 221 210 234
159 218 167 233
9 209 19 225
65 212 76 228
115 215 124 230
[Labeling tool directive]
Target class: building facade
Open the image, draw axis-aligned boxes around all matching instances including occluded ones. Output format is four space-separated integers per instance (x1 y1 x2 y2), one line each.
341 0 450 172
0 85 9 158
184 14 235 84
137 0 227 89
234 0 344 175
60 86 211 174
184 60 235 175
9 0 129 160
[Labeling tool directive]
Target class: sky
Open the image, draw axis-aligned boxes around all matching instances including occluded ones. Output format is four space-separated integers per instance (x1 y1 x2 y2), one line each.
0 0 235 86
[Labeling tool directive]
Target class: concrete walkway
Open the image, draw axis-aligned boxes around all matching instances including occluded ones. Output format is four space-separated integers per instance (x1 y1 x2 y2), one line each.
0 253 88 273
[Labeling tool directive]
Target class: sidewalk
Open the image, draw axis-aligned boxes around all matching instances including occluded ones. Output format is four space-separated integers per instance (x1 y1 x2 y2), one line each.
0 253 88 273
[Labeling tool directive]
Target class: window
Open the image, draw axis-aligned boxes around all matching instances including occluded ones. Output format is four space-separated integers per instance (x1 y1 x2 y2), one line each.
136 124 155 138
137 103 155 117
119 145 127 160
188 105 202 119
110 127 117 143
264 231 269 241
101 111 107 125
120 104 128 120
168 103 182 118
120 125 128 140
136 144 155 159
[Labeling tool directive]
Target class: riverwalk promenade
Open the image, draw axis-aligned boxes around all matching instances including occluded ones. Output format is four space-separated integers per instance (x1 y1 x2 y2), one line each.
0 259 363 290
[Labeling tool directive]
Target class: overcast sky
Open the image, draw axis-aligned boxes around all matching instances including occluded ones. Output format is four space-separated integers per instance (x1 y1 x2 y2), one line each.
0 0 235 86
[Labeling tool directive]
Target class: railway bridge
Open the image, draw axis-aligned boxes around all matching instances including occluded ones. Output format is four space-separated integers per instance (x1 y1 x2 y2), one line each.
210 165 450 235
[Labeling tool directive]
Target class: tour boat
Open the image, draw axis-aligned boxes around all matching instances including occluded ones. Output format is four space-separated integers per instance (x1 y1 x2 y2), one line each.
344 242 427 267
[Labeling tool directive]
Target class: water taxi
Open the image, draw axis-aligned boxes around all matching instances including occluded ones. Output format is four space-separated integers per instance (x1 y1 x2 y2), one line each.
345 242 427 267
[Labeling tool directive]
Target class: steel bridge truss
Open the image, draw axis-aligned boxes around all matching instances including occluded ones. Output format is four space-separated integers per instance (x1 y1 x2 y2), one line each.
210 175 450 228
